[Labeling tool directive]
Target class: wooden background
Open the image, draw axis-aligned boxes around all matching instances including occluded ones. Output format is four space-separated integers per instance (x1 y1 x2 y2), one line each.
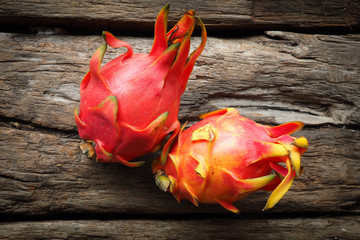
1 0 359 239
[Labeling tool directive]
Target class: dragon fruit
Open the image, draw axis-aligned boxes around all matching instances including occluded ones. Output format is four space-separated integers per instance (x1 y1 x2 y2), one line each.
74 5 207 166
152 108 308 213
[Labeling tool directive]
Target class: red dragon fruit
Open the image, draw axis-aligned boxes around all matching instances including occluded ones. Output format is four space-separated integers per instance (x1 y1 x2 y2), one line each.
74 5 207 166
152 108 308 213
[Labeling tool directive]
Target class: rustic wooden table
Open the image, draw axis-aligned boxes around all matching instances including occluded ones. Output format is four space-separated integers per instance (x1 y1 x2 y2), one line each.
1 1 359 239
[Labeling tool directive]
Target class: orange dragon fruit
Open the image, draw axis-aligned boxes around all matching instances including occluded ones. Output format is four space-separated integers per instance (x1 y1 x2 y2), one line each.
74 5 207 166
152 108 308 213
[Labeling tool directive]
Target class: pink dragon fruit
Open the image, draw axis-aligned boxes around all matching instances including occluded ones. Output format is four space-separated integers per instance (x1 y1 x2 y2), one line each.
74 5 207 166
152 108 308 213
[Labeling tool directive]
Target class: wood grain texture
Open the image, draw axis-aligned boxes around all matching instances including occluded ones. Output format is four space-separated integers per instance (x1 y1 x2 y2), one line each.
253 0 360 29
1 216 359 240
1 32 359 132
1 3 360 237
0 0 358 32
0 124 359 215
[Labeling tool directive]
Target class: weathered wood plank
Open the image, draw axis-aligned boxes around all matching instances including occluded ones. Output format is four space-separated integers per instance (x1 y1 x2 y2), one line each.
0 124 359 215
253 0 360 29
0 216 359 240
0 0 358 31
1 32 359 132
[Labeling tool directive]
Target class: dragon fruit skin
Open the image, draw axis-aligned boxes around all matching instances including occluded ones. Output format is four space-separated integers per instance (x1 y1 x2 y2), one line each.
74 5 207 166
152 108 308 213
